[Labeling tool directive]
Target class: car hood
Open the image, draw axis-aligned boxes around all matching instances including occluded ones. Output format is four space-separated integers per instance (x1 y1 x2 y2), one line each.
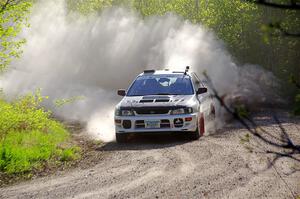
116 95 197 108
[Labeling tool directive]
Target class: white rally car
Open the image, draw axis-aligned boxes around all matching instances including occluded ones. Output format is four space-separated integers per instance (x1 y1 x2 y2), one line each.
114 67 216 143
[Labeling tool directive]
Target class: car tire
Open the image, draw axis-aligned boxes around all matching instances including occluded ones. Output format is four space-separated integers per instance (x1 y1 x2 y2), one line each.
190 128 200 140
190 114 205 140
199 114 205 135
116 133 127 143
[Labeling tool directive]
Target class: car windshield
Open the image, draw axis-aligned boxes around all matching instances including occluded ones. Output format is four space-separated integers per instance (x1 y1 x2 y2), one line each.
127 74 194 96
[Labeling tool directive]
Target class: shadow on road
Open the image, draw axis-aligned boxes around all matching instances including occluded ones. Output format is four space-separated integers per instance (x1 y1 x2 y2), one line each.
97 133 192 151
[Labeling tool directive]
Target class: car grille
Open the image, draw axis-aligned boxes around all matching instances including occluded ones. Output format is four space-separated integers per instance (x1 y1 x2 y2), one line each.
160 119 170 128
134 107 170 115
135 120 145 128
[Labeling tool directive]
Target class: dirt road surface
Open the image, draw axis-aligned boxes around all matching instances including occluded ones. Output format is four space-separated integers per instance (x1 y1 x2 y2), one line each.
1 110 300 199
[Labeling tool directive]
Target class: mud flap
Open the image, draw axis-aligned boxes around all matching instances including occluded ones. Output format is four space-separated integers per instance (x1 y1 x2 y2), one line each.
199 112 205 136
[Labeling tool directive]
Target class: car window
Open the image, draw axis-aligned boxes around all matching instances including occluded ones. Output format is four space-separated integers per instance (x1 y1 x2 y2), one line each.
127 74 194 96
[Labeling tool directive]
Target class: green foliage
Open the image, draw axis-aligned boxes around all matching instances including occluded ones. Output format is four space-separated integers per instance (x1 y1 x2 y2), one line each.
66 0 115 15
60 146 81 162
289 75 300 115
131 0 259 50
240 133 251 144
0 89 50 137
54 96 85 108
0 0 32 72
235 105 250 118
67 0 259 50
0 130 66 173
0 90 80 174
293 94 300 116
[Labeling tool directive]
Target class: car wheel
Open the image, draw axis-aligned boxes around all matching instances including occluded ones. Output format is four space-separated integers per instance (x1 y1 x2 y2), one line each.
190 114 205 140
116 133 127 143
190 128 200 140
199 115 205 135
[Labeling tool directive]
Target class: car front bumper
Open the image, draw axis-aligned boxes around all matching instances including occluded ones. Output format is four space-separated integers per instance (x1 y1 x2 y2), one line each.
115 113 198 134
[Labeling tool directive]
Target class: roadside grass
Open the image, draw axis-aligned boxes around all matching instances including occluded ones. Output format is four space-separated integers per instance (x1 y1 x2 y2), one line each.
0 90 80 175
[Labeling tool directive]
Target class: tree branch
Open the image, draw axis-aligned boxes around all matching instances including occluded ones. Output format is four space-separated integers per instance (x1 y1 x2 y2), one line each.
269 23 300 38
0 0 24 14
0 0 11 13
290 75 300 89
203 72 300 153
244 0 300 10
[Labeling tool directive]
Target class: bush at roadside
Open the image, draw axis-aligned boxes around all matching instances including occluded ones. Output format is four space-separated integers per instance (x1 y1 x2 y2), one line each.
0 90 80 174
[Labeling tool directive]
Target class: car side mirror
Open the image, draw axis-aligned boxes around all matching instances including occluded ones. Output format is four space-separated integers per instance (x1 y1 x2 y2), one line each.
117 89 126 96
196 87 207 95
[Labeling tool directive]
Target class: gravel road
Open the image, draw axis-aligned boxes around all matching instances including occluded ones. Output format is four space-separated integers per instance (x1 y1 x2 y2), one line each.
1 110 299 199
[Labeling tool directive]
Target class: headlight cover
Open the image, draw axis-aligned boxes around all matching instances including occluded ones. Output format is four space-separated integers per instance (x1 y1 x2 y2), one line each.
121 110 134 116
171 107 193 115
115 108 121 116
115 108 134 116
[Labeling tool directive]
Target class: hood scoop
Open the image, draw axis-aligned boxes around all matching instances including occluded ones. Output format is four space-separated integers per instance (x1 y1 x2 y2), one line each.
139 96 170 103
155 98 170 102
139 99 154 103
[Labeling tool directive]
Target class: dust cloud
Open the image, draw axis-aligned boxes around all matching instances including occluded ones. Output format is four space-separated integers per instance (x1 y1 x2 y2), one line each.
0 0 277 142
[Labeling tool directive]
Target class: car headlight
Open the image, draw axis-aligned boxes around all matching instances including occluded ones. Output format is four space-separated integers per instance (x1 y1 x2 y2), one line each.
185 107 193 114
115 108 121 116
171 108 185 115
121 110 134 116
115 108 134 116
171 107 193 115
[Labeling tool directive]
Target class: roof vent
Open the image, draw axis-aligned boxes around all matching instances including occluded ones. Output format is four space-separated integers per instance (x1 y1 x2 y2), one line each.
172 71 185 74
144 69 155 73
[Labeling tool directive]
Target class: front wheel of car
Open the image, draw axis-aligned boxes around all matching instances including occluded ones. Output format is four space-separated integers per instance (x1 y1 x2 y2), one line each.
116 133 127 143
190 115 205 140
190 128 200 140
